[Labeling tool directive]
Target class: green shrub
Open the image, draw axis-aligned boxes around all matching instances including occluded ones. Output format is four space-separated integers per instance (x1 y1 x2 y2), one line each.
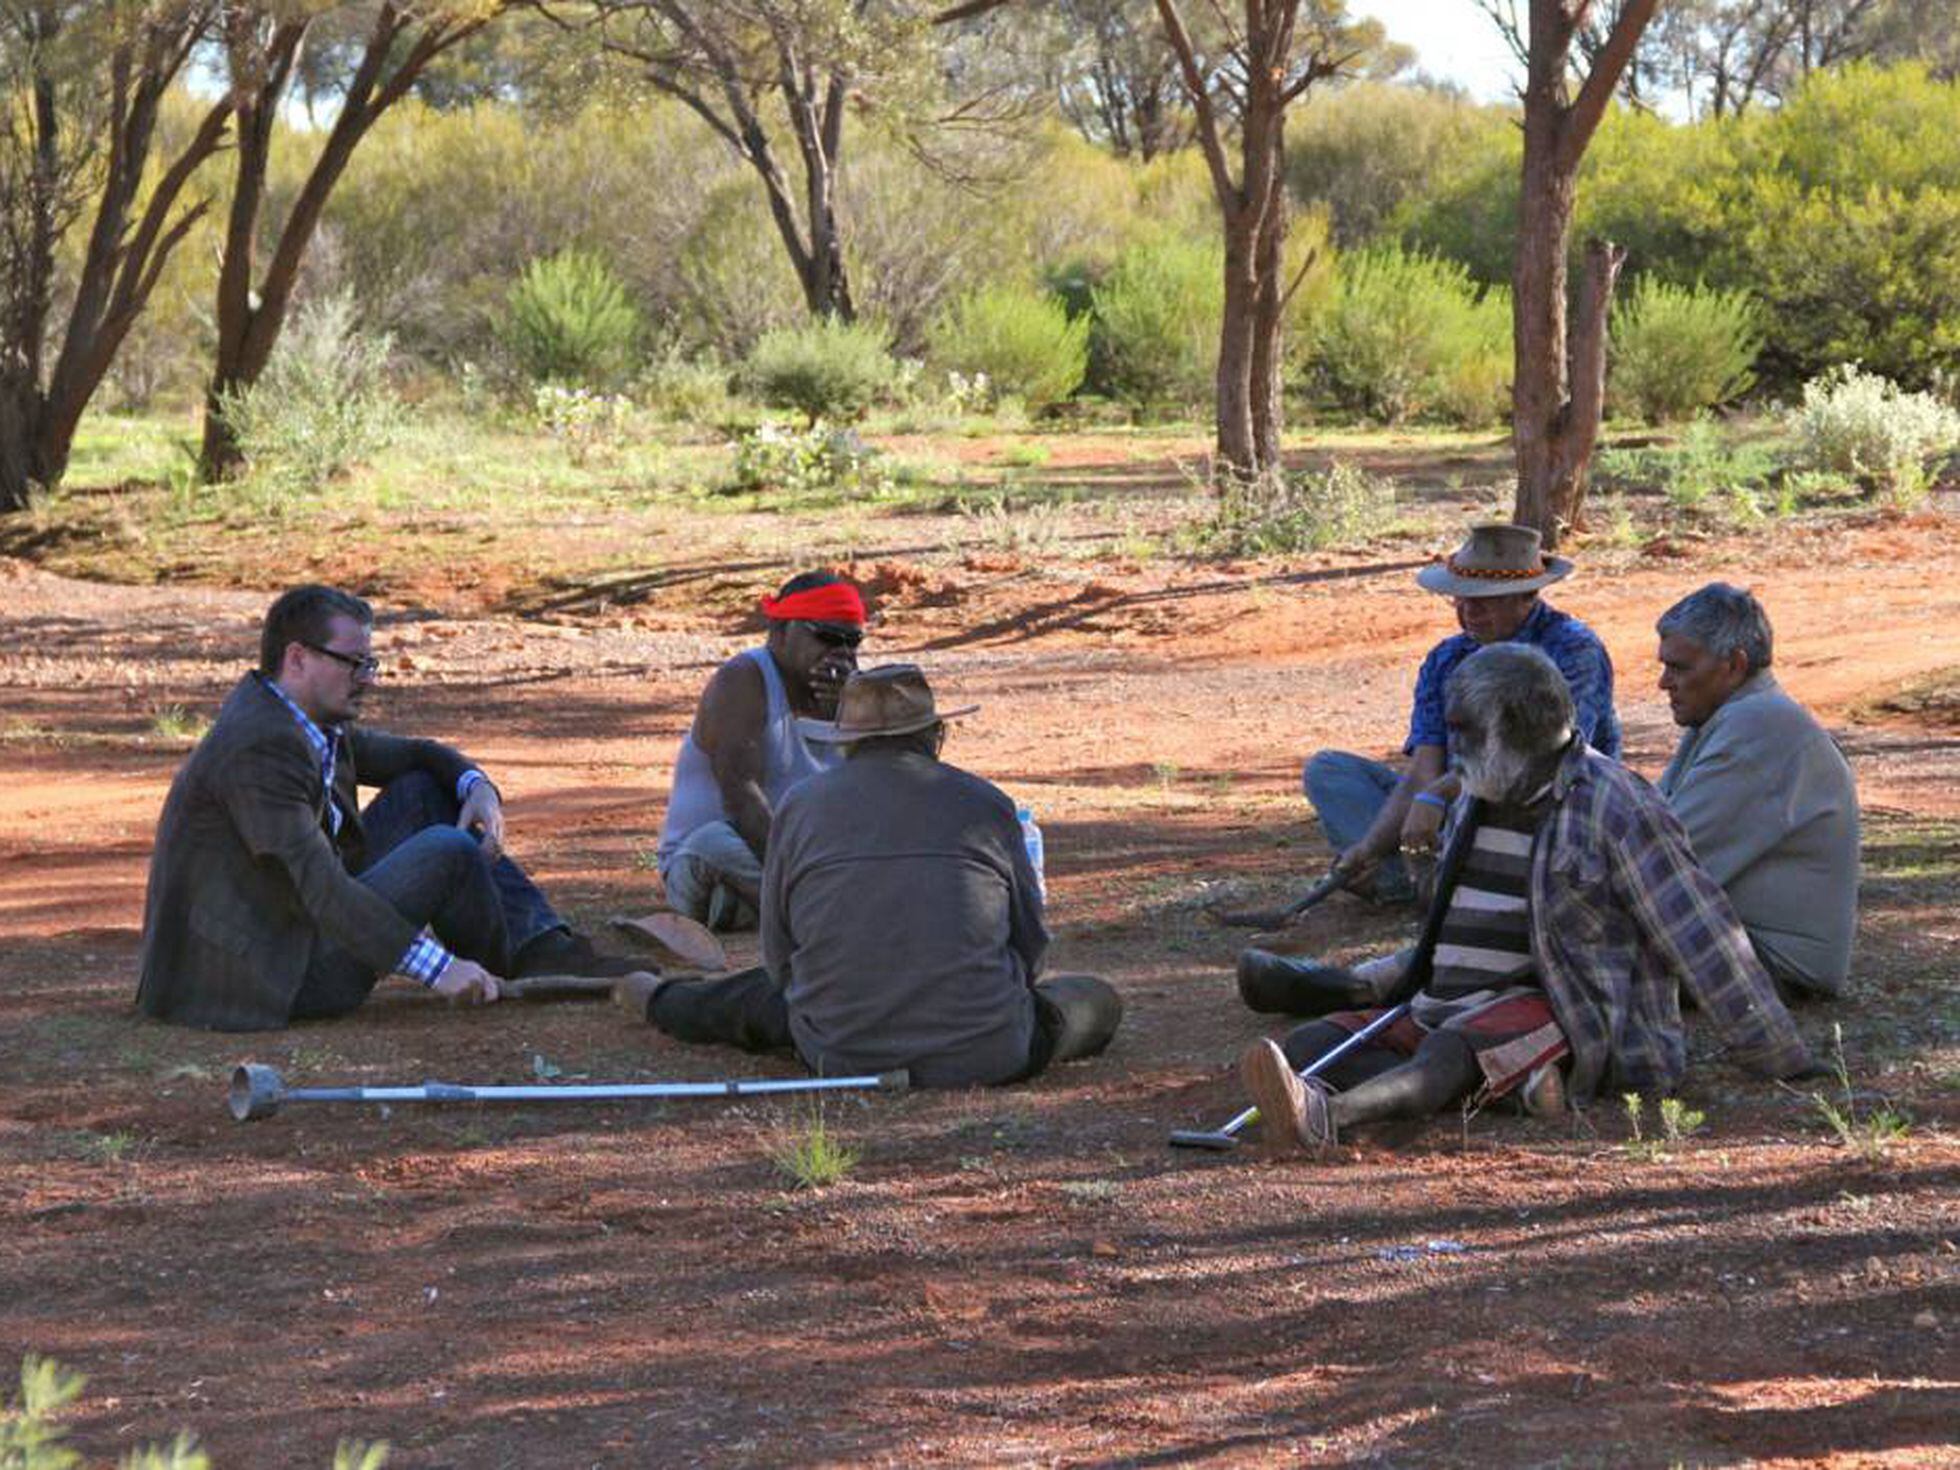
930 284 1089 413
1596 418 1778 516
1090 236 1221 412
500 249 643 388
1610 278 1762 424
219 293 403 491
745 318 896 424
532 383 633 465
729 420 891 498
1201 459 1398 554
1790 363 1960 500
1312 246 1507 426
635 344 733 424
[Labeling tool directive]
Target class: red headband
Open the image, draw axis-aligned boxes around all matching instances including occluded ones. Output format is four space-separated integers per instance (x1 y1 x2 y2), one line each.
760 583 866 626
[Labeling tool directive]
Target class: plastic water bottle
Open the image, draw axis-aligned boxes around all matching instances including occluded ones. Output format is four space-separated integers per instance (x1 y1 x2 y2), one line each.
1017 806 1047 902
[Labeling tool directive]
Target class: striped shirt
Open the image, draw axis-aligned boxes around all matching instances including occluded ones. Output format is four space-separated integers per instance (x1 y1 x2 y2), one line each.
260 673 475 988
1427 801 1546 999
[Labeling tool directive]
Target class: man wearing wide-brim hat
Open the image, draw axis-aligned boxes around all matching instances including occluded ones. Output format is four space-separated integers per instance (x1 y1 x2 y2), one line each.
1240 524 1622 1016
620 664 1123 1087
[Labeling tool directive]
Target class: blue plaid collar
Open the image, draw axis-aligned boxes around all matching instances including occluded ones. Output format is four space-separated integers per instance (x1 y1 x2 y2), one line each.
257 671 339 759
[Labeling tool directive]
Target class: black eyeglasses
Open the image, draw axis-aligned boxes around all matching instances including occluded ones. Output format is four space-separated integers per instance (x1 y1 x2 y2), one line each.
805 623 864 650
303 642 380 678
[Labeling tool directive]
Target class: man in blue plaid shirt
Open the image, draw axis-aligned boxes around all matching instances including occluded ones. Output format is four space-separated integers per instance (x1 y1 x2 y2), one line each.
1240 644 1811 1157
1296 523 1620 909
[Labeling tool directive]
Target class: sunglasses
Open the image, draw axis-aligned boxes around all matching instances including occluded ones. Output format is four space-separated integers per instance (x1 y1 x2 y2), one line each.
303 641 380 678
805 623 864 650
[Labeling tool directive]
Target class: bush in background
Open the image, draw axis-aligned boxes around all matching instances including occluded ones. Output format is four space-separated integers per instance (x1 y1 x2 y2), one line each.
930 284 1089 413
1203 459 1398 554
745 319 896 423
499 249 642 388
1090 236 1220 413
1311 246 1507 426
730 421 890 498
1609 278 1762 424
1791 363 1960 500
219 293 403 491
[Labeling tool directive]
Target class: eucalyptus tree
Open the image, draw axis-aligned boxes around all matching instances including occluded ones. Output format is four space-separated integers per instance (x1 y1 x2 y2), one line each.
198 0 502 478
0 0 230 509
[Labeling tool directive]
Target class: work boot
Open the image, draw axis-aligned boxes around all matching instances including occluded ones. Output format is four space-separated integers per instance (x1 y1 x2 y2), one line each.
1238 1038 1338 1159
1236 949 1381 1015
511 927 649 980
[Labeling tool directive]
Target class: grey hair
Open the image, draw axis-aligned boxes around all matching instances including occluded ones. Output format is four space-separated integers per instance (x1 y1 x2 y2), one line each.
1445 644 1575 759
1656 582 1773 675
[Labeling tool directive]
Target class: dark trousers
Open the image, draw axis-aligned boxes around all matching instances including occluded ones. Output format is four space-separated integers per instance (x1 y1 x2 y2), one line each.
290 771 564 1019
647 968 1123 1084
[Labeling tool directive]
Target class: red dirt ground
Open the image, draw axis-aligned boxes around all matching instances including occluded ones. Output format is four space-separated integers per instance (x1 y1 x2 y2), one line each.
1 507 1957 1467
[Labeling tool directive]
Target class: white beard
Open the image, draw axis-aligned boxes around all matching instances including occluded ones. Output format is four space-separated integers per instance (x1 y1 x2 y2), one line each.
1459 743 1537 803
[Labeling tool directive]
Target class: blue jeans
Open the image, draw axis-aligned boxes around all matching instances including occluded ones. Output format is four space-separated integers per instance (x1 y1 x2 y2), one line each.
660 820 762 932
291 771 564 1018
1302 749 1414 902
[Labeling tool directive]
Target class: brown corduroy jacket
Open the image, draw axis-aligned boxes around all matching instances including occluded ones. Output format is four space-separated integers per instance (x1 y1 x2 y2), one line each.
135 673 475 1030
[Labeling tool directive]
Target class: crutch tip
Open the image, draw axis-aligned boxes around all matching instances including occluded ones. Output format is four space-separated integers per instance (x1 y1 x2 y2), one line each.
229 1063 285 1122
876 1069 912 1093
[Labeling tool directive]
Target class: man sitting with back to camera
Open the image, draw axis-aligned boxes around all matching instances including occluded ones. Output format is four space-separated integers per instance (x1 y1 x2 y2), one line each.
1654 583 1860 999
1236 644 1812 1157
137 585 636 1031
620 664 1124 1086
654 571 864 932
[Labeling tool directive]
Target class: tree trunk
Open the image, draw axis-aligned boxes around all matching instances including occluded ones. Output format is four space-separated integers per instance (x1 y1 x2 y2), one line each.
0 386 50 513
1511 89 1577 544
1215 220 1260 481
1249 164 1288 473
1510 0 1658 548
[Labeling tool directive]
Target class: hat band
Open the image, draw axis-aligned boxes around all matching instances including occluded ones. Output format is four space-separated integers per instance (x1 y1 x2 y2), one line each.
1442 552 1545 581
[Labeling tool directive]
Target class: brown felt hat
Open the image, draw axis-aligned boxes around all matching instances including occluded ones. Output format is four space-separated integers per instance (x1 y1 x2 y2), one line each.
1414 523 1574 598
802 663 978 743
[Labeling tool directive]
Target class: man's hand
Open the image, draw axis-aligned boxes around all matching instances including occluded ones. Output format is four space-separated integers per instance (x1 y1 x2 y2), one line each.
433 959 501 1005
457 781 505 862
1398 796 1446 858
808 650 857 717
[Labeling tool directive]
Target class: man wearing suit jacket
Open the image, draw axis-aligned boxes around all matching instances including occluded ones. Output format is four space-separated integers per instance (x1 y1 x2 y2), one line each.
1656 583 1860 999
138 584 629 1031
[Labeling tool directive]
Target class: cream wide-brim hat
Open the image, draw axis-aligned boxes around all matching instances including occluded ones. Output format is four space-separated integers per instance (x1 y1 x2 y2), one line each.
1414 523 1575 598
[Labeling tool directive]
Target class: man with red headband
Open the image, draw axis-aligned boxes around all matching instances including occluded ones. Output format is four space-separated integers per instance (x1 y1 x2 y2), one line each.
655 571 866 930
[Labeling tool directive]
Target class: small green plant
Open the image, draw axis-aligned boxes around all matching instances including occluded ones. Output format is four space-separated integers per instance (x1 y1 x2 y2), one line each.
1791 363 1960 503
768 1108 859 1189
500 249 642 389
1596 419 1778 515
930 283 1089 414
1620 1093 1701 1161
729 421 891 499
1151 760 1179 799
2 1356 217 1470
1199 460 1397 555
746 319 896 425
635 344 731 424
1811 1023 1912 1162
218 292 402 493
532 383 633 466
1609 278 1763 424
332 1441 390 1470
148 705 209 744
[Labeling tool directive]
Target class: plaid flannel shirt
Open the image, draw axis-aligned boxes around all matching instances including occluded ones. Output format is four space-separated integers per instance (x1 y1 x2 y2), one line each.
1506 742 1811 1097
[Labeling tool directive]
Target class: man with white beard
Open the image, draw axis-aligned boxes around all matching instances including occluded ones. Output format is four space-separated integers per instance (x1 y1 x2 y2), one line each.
1236 644 1813 1158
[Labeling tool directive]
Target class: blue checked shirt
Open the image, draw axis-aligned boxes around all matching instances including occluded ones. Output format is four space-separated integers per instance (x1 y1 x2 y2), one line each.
1406 599 1622 759
261 674 486 988
1456 742 1812 1098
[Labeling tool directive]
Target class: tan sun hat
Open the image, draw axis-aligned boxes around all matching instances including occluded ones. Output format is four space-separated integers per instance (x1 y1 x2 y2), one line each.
1414 523 1575 598
802 663 978 743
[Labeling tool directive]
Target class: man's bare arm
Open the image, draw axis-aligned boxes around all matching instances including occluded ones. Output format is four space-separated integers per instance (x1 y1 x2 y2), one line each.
694 657 774 881
1343 744 1447 874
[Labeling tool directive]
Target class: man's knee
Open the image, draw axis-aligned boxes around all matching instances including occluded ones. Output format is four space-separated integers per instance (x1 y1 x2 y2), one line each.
406 824 492 886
